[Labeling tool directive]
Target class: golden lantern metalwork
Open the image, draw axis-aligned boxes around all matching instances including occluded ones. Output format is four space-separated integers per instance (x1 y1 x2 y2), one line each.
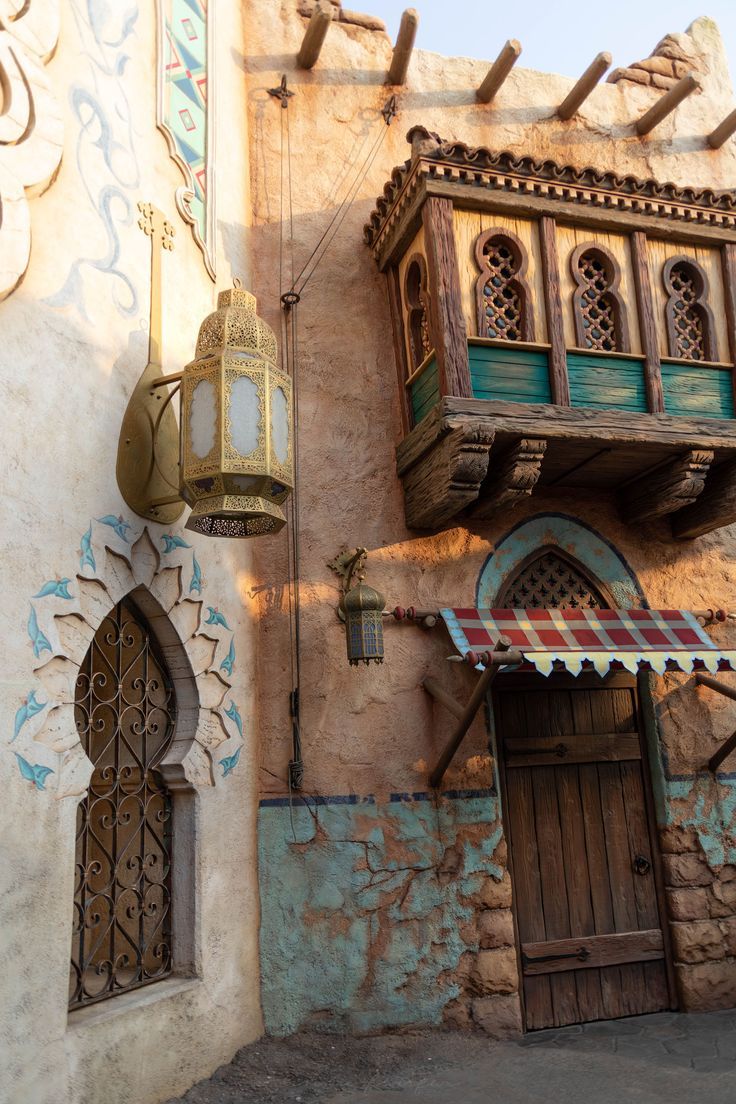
180 286 294 537
344 581 386 665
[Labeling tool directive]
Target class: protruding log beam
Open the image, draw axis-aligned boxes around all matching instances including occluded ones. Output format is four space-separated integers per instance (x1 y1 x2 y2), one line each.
708 109 736 150
476 39 522 105
635 73 701 136
387 8 418 86
538 216 570 405
672 457 736 539
630 231 665 413
621 449 713 526
423 677 464 720
422 196 471 398
429 639 511 788
297 1 332 69
557 52 612 120
472 438 546 518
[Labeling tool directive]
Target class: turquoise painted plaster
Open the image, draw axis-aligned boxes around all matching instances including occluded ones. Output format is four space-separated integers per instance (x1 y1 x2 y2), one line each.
258 792 502 1035
664 774 736 868
476 513 644 609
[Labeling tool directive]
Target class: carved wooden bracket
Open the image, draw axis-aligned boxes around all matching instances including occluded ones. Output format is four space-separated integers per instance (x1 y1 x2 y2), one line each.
400 420 495 529
472 439 547 519
672 457 736 540
621 450 713 526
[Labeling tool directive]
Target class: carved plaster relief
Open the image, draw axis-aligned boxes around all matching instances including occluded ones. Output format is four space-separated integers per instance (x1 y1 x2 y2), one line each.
157 0 215 279
12 521 244 799
0 0 63 299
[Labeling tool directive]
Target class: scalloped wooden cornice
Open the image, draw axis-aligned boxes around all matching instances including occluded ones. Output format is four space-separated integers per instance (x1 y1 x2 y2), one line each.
365 126 736 268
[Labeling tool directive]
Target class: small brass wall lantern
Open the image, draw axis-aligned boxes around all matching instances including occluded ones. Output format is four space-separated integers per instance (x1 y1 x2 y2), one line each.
329 548 386 666
117 213 293 538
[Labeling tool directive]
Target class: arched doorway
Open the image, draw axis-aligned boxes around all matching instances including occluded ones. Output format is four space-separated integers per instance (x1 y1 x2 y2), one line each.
491 546 675 1030
69 594 176 1009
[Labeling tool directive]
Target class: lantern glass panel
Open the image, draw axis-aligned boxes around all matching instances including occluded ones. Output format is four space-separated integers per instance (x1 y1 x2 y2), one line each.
190 379 217 459
229 375 261 457
271 386 289 464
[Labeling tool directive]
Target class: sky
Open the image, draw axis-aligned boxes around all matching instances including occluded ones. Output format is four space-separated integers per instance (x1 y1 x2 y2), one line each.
366 1 736 82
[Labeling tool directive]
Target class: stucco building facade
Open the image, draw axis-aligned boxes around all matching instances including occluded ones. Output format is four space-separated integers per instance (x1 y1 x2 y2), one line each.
2 2 736 1102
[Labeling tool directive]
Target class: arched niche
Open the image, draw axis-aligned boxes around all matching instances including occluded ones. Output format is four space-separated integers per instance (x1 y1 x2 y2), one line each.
477 513 645 609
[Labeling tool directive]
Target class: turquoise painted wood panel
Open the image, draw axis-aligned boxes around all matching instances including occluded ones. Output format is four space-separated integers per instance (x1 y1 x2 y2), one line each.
662 363 735 420
567 353 647 413
468 345 551 404
410 358 439 424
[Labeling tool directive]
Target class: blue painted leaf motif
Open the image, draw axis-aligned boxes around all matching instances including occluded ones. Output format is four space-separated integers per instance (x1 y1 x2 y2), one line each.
206 607 230 630
27 605 52 659
219 746 242 778
224 700 243 738
14 753 54 791
96 515 131 542
33 578 73 600
13 690 46 742
220 638 235 677
79 524 96 572
161 533 192 553
189 553 203 595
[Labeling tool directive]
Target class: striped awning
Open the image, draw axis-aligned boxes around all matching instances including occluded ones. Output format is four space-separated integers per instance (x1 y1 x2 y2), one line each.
440 608 736 677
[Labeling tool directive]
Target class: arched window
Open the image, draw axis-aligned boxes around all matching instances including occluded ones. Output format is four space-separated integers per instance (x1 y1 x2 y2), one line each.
571 244 629 353
474 229 533 342
663 256 717 362
498 546 612 610
404 254 432 372
69 595 176 1009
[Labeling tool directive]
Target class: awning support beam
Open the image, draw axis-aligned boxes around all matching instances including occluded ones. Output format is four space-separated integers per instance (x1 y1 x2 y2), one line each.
696 672 736 771
429 637 511 788
423 677 464 720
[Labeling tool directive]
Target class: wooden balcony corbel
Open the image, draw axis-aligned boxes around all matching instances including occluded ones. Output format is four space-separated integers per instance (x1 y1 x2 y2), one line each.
620 450 713 526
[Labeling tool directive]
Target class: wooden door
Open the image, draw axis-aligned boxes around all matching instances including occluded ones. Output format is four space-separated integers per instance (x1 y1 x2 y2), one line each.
495 674 673 1030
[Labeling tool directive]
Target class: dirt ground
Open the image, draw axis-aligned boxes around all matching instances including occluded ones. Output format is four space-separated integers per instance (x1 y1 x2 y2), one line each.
167 1012 736 1104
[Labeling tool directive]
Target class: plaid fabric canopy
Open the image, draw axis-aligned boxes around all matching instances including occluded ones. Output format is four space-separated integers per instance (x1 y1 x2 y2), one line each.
440 608 736 676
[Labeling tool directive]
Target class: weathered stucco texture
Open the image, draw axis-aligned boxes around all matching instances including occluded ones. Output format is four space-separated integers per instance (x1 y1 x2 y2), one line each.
247 4 736 1033
1 3 262 1103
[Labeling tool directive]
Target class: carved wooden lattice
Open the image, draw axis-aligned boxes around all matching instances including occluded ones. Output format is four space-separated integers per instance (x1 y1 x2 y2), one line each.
405 256 432 371
668 262 707 361
480 240 523 340
575 251 618 352
500 549 608 609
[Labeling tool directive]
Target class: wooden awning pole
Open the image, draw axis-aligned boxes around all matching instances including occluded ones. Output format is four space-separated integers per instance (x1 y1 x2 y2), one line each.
557 52 612 120
387 9 419 86
709 729 736 773
695 673 736 702
429 638 510 788
476 39 521 104
423 677 464 720
636 73 701 136
297 1 332 69
695 673 736 771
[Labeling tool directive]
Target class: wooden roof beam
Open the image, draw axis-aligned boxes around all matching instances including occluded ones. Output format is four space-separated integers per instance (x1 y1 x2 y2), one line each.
557 52 612 120
476 39 522 104
388 8 419 86
708 108 736 150
635 73 701 136
296 1 332 70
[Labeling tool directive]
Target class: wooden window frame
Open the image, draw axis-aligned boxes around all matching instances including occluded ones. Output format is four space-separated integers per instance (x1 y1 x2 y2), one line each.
473 227 534 343
662 254 718 363
403 252 433 374
570 242 630 354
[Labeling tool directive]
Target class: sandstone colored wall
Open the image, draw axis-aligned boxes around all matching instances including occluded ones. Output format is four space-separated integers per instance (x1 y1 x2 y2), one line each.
0 4 262 1103
247 4 736 1032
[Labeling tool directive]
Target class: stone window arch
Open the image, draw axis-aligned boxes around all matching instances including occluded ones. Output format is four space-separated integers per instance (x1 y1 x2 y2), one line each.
663 256 718 363
474 228 533 342
496 545 614 610
570 243 629 353
404 254 432 372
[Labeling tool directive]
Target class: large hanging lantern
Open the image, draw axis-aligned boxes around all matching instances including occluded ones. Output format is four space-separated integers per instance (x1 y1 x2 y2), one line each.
180 286 294 537
344 581 386 665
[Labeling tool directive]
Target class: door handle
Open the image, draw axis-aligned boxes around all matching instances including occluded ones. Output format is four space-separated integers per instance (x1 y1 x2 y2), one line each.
633 855 651 875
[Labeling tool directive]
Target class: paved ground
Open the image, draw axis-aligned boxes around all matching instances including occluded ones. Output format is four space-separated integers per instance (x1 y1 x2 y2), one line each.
169 1010 736 1104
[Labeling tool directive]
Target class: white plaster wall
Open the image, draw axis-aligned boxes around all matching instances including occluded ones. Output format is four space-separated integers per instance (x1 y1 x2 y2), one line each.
0 3 263 1102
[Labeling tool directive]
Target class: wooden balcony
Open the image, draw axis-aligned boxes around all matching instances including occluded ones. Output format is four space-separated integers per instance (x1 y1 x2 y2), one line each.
368 129 736 540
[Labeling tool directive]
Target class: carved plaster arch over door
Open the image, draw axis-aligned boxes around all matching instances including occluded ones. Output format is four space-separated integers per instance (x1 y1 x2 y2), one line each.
477 513 645 609
28 528 233 799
